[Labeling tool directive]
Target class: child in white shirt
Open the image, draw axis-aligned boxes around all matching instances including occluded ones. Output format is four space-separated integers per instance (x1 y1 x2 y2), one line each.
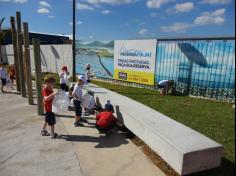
59 66 70 92
0 63 8 93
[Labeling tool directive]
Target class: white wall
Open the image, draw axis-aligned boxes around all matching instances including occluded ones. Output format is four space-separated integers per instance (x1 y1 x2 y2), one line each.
2 44 73 74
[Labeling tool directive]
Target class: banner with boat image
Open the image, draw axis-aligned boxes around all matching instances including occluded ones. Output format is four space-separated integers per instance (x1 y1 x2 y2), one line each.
76 40 114 78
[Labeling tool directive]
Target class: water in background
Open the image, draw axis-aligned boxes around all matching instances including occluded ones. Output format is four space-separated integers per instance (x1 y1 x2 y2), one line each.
76 54 114 78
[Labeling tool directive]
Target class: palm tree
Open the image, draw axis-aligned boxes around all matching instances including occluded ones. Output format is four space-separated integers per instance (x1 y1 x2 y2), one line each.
0 17 11 62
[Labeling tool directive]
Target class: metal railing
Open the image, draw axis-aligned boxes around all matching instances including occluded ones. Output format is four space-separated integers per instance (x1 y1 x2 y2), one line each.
79 37 235 102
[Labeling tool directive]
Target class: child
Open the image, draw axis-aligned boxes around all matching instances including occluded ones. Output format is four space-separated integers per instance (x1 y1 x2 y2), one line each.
105 100 115 113
0 63 7 93
94 97 103 113
96 104 117 134
72 75 87 127
9 64 16 86
158 80 174 95
59 66 70 92
68 84 75 111
40 77 58 139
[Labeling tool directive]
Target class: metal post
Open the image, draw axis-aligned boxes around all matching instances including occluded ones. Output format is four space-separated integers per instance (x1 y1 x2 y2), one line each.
72 0 76 81
33 38 44 115
10 16 21 91
23 22 34 105
16 11 26 97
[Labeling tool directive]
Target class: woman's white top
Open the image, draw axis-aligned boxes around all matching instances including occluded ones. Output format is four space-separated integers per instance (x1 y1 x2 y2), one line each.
72 84 83 101
60 71 70 85
86 69 91 80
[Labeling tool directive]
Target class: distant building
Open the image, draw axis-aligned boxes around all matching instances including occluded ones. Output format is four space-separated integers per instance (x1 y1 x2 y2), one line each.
2 31 72 45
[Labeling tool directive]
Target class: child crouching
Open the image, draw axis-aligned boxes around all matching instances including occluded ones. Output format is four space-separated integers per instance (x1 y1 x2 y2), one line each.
95 104 117 134
40 77 58 139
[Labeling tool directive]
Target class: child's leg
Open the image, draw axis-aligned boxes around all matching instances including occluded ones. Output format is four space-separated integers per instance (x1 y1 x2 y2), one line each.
50 125 54 135
42 122 47 130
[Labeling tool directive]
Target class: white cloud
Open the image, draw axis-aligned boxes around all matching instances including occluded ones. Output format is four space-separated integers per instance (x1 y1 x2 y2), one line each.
139 28 148 35
162 8 227 33
39 1 51 8
201 0 231 5
37 7 50 14
147 0 174 9
89 35 94 39
69 21 83 25
161 23 193 33
0 0 28 2
77 2 94 10
101 10 111 14
194 8 226 25
174 2 194 13
14 0 27 3
84 0 136 5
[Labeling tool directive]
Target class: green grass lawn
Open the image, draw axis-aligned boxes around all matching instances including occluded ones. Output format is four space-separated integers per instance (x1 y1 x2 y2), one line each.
92 80 235 176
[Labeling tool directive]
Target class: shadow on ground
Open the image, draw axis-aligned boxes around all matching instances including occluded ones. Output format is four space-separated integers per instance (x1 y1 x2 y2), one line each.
59 132 129 148
189 158 235 176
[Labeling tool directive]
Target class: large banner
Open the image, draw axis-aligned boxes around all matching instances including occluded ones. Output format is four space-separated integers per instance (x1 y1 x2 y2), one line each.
114 40 157 85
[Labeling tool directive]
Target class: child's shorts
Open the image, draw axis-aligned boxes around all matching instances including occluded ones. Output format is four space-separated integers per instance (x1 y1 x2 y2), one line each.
73 99 82 116
60 83 69 92
45 112 56 126
1 79 6 86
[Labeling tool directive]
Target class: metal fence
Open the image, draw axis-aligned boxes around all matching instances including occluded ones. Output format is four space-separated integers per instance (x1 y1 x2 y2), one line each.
77 37 235 102
155 37 235 102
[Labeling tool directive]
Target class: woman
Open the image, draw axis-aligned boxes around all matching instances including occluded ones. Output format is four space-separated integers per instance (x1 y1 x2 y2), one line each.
85 64 92 83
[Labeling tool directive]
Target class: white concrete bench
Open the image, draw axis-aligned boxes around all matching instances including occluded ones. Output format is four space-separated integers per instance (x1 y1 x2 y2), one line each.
83 84 223 175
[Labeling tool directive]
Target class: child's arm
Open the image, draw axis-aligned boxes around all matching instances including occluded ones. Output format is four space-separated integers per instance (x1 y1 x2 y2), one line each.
112 115 118 122
44 93 56 102
96 113 101 121
43 90 57 102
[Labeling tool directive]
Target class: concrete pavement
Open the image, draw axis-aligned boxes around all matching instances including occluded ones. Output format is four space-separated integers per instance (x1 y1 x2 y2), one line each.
0 87 166 176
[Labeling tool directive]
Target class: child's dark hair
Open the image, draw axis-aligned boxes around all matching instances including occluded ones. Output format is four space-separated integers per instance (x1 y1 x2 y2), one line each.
44 76 56 84
105 104 113 112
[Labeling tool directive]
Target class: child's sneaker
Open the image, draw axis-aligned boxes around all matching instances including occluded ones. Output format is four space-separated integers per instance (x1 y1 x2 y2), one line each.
79 118 88 123
74 121 84 127
40 129 50 136
51 133 58 139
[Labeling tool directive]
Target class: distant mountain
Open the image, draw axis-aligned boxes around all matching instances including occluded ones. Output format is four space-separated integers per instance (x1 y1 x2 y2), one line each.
85 41 105 47
85 41 114 48
103 41 114 48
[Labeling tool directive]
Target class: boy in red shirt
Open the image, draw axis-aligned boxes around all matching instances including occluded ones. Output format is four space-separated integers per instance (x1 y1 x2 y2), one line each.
96 104 117 134
40 77 58 139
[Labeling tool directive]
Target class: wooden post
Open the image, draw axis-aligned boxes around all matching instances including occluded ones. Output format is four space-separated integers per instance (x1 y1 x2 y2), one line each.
16 11 26 97
33 38 44 115
72 0 76 81
10 16 21 92
23 22 34 105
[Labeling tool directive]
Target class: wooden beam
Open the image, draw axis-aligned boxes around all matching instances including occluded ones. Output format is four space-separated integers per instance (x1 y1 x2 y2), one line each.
23 22 34 105
10 16 21 91
16 11 26 97
33 38 44 115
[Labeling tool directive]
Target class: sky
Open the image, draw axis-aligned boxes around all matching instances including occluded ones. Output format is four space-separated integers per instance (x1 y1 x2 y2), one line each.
0 0 235 41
